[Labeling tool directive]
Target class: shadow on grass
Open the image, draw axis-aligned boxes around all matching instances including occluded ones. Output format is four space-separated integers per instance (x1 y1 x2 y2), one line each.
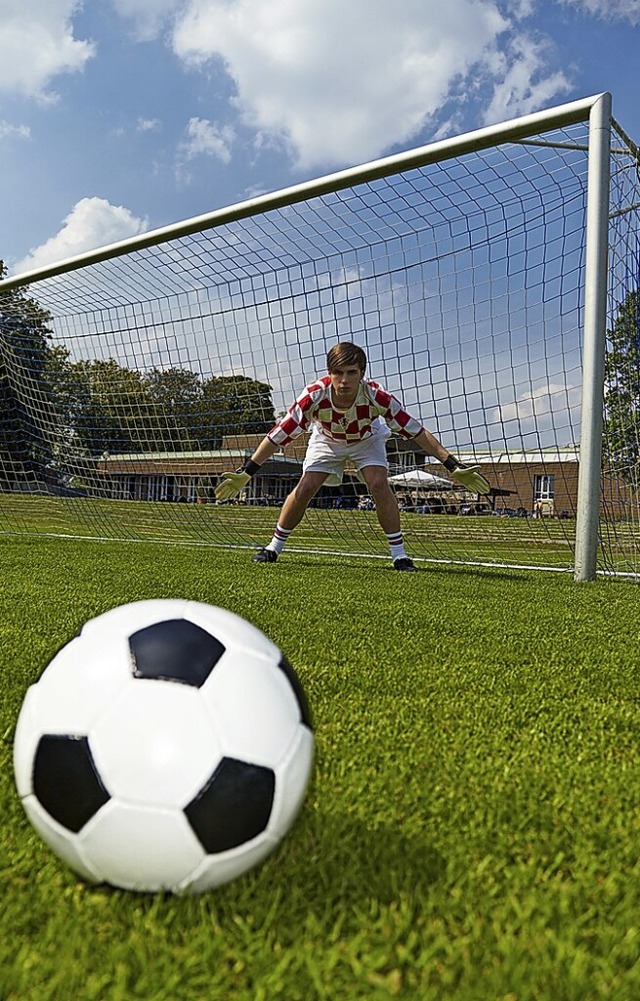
277 810 446 910
84 810 445 929
273 553 533 584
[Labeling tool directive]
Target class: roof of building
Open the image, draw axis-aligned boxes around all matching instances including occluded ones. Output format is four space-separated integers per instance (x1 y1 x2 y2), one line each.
459 448 580 464
97 443 582 474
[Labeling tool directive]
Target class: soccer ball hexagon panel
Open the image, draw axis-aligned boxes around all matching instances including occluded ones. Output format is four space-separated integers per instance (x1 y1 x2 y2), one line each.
13 600 314 894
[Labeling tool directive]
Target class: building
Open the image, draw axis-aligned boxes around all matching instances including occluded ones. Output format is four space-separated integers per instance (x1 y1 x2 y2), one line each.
95 433 427 505
94 440 637 518
95 440 301 504
470 449 580 518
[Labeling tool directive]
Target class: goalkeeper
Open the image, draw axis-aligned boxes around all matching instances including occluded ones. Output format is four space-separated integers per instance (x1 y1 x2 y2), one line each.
215 342 490 571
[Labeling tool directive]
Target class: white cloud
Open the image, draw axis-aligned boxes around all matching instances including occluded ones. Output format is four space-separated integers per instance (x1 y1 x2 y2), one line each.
492 383 582 439
169 0 573 171
0 120 31 141
180 117 235 164
136 116 161 132
12 197 149 275
506 0 536 15
171 0 512 169
0 1 95 98
482 34 572 126
557 0 640 24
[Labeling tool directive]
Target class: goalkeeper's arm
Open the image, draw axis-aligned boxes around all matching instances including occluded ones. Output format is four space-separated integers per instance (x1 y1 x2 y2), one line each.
411 429 491 495
214 437 279 501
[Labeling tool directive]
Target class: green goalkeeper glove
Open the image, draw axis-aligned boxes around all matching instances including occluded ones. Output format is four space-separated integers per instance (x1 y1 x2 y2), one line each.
451 465 490 495
215 470 251 501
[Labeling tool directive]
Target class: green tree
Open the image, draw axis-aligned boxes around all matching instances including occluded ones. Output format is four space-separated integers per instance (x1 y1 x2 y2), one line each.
201 375 275 441
70 358 148 455
140 370 276 450
42 352 149 458
1 263 278 481
42 357 277 457
0 261 55 484
603 288 640 489
40 344 92 467
141 367 206 451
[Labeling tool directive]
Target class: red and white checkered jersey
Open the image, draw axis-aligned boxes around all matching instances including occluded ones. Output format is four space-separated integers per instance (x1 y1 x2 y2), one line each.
267 376 424 447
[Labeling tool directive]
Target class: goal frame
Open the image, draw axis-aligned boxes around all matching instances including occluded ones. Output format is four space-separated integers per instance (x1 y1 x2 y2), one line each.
0 93 617 580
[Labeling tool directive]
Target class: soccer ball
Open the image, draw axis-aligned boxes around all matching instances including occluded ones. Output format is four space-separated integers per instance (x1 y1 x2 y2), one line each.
13 599 313 894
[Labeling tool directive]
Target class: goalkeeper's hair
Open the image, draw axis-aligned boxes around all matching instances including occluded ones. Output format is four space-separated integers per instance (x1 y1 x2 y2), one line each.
327 342 367 374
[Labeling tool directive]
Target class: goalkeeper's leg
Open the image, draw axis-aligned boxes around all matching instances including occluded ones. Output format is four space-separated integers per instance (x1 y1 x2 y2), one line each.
254 471 327 560
360 464 416 571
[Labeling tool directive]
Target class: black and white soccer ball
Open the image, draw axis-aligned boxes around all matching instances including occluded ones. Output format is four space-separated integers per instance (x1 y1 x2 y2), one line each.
13 599 313 894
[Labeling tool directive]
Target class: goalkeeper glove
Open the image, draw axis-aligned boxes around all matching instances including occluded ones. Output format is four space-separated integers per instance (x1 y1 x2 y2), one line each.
443 455 490 495
215 471 251 501
215 459 261 501
451 465 490 495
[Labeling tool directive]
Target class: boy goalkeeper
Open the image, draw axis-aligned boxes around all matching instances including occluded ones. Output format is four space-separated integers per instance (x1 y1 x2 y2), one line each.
215 342 490 571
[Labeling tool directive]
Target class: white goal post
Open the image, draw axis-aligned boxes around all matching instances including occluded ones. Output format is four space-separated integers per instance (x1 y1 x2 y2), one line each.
1 91 639 580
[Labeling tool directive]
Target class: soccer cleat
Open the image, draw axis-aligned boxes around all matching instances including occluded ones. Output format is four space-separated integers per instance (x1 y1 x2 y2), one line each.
252 547 278 563
393 557 417 572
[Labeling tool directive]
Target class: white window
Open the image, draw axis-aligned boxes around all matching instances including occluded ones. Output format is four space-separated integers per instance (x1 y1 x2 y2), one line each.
534 474 555 501
146 475 168 501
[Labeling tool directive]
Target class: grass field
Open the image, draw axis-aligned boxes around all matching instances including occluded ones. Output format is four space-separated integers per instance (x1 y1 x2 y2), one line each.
4 491 640 578
0 492 581 569
3 533 640 1000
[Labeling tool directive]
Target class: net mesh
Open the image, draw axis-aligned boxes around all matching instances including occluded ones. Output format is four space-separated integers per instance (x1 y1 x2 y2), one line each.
600 120 640 574
0 110 639 575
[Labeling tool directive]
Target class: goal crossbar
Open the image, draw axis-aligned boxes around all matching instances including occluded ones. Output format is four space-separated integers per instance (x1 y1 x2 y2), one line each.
0 94 604 294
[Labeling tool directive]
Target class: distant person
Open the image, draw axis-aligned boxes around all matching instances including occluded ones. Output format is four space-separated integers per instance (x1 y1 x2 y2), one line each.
215 342 490 571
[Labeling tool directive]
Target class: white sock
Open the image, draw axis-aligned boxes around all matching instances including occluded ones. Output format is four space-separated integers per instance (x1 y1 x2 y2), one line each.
386 531 407 561
267 524 292 555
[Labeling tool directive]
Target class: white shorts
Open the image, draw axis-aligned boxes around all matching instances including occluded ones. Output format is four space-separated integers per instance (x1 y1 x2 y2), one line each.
303 426 390 487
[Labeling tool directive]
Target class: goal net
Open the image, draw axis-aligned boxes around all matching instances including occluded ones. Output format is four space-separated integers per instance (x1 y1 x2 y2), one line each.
1 94 639 578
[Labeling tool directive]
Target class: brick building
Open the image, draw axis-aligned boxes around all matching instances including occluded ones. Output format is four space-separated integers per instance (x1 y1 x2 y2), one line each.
95 439 636 518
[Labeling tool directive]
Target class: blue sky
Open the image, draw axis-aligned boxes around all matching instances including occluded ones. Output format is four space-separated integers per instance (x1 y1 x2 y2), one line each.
0 0 638 278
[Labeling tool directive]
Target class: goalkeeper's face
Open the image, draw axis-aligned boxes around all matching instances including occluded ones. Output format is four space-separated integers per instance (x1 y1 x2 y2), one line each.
329 364 364 406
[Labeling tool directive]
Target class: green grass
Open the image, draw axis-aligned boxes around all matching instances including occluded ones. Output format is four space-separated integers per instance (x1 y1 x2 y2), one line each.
2 535 640 1000
0 492 581 570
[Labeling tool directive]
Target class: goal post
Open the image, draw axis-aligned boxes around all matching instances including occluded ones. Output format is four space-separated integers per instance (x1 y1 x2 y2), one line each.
1 92 639 579
574 91 611 581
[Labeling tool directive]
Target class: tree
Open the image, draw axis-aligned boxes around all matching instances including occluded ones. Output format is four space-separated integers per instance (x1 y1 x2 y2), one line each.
0 261 55 484
137 371 276 451
141 367 207 451
69 358 148 456
1 258 278 481
201 375 275 441
40 355 277 457
603 288 640 489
